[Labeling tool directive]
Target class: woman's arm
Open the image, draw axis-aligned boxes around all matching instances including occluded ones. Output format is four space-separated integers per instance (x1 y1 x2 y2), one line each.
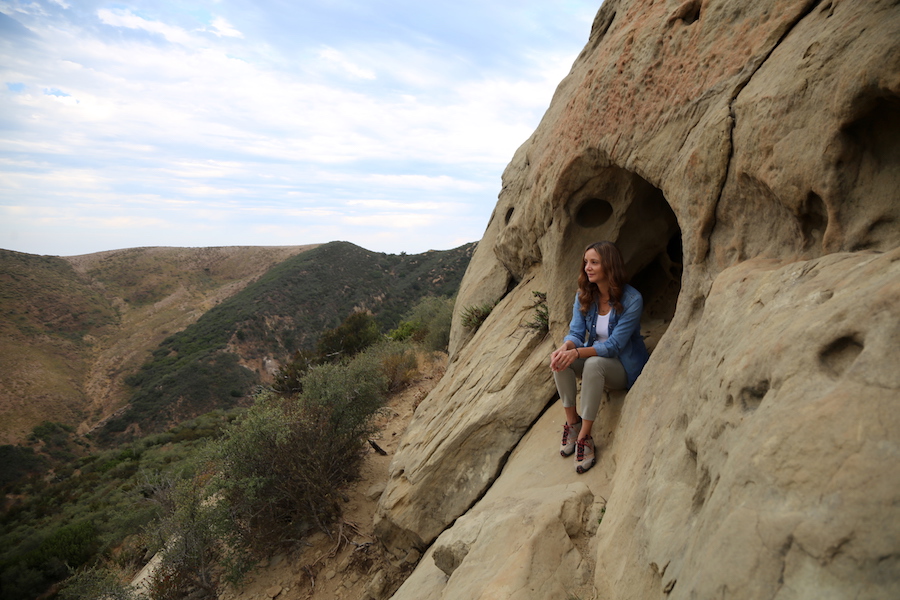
563 294 587 347
551 295 598 371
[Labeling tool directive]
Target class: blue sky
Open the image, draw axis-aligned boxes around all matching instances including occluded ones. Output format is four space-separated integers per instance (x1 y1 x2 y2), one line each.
0 0 596 256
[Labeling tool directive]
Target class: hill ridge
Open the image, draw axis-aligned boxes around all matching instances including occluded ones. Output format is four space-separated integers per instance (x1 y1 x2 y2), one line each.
0 241 473 445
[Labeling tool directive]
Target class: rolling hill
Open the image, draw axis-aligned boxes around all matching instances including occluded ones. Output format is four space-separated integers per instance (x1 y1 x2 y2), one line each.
0 241 474 445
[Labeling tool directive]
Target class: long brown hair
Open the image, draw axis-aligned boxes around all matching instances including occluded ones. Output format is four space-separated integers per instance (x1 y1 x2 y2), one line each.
577 241 628 315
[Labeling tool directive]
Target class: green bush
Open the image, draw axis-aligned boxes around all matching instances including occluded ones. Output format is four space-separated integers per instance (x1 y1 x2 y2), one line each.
397 295 454 352
0 445 46 488
30 421 74 447
366 341 419 393
144 473 244 600
387 320 421 342
461 301 496 331
316 310 382 361
0 521 100 599
213 351 387 551
0 418 235 600
271 348 320 395
101 352 256 444
59 566 139 600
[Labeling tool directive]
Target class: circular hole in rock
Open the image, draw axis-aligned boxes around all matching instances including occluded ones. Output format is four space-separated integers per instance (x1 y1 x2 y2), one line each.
575 198 613 228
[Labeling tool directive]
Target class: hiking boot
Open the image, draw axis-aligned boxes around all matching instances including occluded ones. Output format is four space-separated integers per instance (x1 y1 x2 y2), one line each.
575 436 595 474
560 420 581 457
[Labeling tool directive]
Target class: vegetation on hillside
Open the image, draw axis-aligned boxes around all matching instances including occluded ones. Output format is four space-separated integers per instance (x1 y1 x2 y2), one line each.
0 413 234 600
0 250 119 341
138 340 419 599
1 246 315 447
80 247 236 307
0 282 458 600
97 241 474 444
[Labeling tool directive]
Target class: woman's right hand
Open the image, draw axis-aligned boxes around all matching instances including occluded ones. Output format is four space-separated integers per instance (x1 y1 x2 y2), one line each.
550 343 575 372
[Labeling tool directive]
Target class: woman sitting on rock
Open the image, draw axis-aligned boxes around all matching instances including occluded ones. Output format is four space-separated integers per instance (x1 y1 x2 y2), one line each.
549 241 650 473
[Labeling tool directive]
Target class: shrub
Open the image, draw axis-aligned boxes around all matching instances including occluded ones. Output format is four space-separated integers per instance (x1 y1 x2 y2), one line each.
359 341 419 393
30 421 74 447
387 319 421 342
0 445 47 488
102 351 257 444
271 348 319 395
0 521 100 599
144 473 244 600
316 311 382 361
59 566 139 600
397 295 454 351
31 520 98 571
461 301 496 331
522 291 549 334
212 352 387 552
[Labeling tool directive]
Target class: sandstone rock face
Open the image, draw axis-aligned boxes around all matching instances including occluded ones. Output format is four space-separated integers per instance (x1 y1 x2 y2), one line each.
376 0 900 598
392 483 594 600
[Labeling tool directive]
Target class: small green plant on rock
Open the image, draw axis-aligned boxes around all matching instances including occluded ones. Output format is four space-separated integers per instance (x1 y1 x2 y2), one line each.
522 291 549 334
461 301 496 331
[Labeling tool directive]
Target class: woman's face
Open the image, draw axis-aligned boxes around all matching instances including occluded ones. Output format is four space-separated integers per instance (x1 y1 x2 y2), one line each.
584 248 606 284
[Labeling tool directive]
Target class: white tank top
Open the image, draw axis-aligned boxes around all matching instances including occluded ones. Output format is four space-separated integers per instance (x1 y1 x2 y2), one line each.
595 310 610 343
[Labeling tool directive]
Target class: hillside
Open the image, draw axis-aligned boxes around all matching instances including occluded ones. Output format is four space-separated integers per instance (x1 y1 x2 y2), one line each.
96 241 475 443
0 245 313 445
0 241 474 446
0 251 121 446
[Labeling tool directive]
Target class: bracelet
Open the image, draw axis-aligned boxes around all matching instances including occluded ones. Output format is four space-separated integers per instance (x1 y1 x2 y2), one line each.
573 348 579 359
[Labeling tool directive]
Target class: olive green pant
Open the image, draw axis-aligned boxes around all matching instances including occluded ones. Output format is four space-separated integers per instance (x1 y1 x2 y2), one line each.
553 356 627 422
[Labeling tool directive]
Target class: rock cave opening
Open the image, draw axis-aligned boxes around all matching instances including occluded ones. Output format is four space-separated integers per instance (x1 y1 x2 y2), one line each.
620 182 682 353
841 93 900 252
563 165 682 353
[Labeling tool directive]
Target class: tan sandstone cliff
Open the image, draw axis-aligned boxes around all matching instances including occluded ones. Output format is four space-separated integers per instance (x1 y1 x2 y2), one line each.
372 0 900 599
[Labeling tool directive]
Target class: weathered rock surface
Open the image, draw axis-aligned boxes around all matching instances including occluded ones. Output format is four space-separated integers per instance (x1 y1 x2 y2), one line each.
393 483 593 600
376 0 900 598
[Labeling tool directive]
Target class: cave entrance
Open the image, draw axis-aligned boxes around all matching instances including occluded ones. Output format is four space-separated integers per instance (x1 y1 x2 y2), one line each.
562 165 682 353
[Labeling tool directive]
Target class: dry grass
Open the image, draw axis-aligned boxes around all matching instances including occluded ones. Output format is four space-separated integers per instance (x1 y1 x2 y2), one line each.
0 246 316 445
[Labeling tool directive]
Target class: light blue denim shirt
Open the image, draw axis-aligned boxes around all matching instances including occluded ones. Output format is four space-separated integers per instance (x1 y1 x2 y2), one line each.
563 284 650 388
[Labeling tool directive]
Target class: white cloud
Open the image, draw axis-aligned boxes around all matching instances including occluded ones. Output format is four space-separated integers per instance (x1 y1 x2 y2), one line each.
357 175 486 192
347 199 444 211
318 47 376 80
96 9 196 46
209 16 243 38
342 212 437 229
88 215 169 228
2 1 49 17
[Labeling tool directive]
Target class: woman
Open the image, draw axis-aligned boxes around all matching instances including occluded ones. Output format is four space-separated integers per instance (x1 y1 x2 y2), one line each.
550 241 649 473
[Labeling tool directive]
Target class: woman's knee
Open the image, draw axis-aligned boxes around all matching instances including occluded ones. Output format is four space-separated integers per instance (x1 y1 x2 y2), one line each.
583 356 625 388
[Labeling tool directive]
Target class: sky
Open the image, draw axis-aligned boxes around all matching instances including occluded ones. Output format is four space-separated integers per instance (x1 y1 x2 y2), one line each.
0 0 597 257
